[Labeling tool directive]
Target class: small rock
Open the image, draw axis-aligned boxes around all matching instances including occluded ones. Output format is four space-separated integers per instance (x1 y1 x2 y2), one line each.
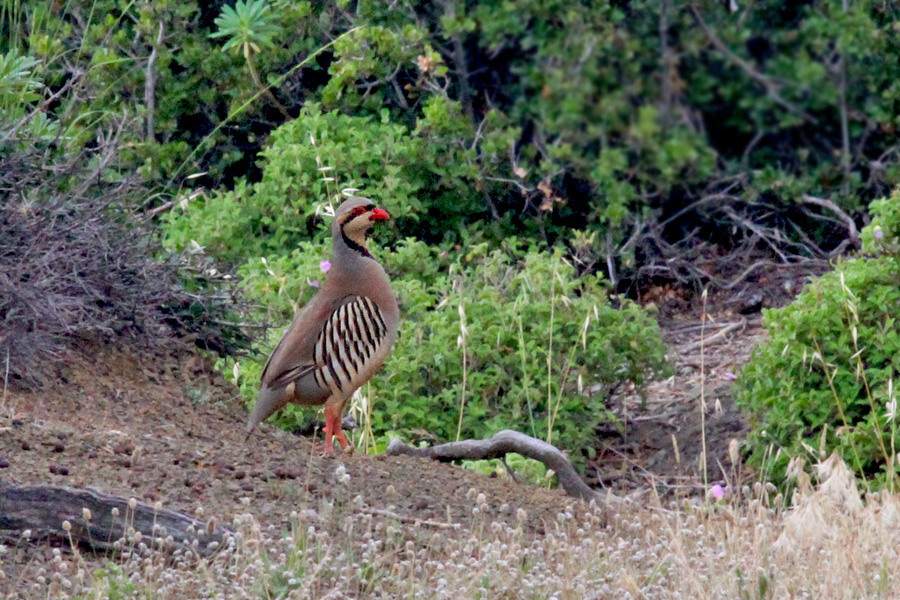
233 470 246 480
274 468 298 480
11 419 23 429
299 509 321 522
0 458 9 468
52 443 65 453
49 465 69 476
112 442 133 456
20 441 31 451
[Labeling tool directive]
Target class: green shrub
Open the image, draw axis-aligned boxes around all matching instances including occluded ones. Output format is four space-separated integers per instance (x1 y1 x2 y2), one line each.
225 238 668 463
863 188 900 259
379 241 668 459
163 103 481 261
167 101 670 461
12 0 900 279
737 193 900 486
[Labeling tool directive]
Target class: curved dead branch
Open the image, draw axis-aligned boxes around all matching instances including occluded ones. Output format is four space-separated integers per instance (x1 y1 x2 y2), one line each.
386 430 599 502
800 194 859 245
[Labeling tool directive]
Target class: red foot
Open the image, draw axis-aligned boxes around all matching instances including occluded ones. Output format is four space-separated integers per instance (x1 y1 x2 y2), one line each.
322 404 353 456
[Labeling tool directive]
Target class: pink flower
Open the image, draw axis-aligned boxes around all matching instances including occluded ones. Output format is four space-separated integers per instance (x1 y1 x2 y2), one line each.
724 371 737 381
309 280 319 288
874 226 884 239
709 484 725 500
320 260 332 272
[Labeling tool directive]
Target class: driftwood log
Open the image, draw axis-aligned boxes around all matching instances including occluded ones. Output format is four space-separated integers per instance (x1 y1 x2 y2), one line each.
0 481 230 557
386 429 600 502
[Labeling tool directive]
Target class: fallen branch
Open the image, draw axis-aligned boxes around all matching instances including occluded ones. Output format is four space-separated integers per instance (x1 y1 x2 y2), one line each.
0 481 230 557
359 507 461 530
667 320 746 335
800 194 859 245
386 430 599 502
680 319 744 354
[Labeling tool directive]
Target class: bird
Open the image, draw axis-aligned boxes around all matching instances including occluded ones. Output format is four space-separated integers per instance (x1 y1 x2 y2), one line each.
246 197 399 455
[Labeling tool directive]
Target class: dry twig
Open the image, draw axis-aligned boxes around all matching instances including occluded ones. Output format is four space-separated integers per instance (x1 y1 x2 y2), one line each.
680 319 744 354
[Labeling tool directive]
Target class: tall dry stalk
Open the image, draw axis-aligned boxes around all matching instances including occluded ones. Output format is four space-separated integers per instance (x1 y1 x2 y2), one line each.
456 299 469 442
699 288 709 488
514 293 538 438
545 260 558 444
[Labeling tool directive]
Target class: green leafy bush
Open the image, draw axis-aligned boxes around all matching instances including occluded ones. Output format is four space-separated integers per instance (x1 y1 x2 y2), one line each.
225 238 668 462
737 193 900 486
13 0 900 288
163 103 482 260
863 188 900 259
379 241 668 458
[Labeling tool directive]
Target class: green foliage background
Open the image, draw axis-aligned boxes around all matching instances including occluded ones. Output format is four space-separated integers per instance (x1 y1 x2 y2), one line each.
6 0 900 467
8 0 900 255
220 234 667 459
737 195 900 487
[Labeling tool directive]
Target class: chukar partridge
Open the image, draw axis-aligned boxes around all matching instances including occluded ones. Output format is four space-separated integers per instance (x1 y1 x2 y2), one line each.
247 197 399 454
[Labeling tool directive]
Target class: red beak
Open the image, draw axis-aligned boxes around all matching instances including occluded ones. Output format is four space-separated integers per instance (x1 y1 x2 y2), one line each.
370 207 390 221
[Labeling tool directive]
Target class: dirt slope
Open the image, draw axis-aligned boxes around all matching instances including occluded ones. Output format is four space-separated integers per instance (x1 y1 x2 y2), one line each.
0 316 763 592
0 346 572 556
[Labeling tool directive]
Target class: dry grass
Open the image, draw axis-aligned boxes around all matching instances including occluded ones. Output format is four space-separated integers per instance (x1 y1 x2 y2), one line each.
3 456 899 599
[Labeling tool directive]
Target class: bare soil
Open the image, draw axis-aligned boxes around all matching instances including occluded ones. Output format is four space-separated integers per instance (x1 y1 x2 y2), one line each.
0 345 576 591
0 316 765 592
591 315 764 494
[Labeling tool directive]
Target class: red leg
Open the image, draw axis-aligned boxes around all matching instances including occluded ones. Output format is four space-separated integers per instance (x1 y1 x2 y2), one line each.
324 403 352 454
322 406 337 456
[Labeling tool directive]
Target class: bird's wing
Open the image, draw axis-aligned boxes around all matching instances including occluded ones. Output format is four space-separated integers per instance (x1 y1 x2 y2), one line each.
260 295 333 391
262 295 388 395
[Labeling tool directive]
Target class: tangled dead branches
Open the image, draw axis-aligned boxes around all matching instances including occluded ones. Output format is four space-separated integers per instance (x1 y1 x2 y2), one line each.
0 141 252 390
623 186 853 302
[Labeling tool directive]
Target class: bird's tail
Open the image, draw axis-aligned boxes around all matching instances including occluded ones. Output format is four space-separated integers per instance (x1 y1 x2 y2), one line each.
246 385 289 433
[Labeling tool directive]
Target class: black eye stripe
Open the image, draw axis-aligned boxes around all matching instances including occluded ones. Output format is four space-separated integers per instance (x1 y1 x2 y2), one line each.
341 205 376 225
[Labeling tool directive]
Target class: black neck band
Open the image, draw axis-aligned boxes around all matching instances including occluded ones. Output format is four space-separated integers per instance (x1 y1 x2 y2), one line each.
341 227 372 258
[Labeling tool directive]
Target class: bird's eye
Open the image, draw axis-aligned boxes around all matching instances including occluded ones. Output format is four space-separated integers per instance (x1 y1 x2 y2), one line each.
340 206 373 228
345 206 369 221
